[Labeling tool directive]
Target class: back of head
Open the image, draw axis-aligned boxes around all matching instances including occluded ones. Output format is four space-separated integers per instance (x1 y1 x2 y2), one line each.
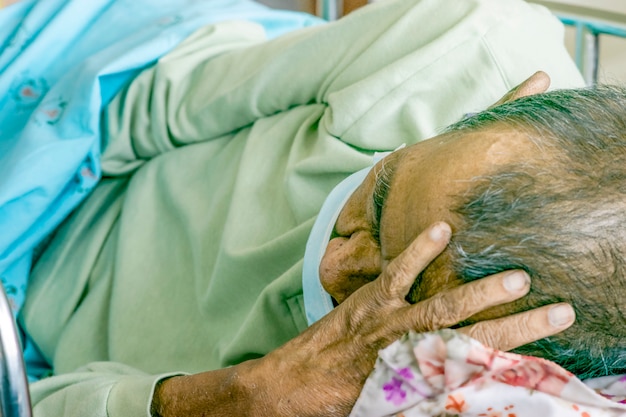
445 85 626 379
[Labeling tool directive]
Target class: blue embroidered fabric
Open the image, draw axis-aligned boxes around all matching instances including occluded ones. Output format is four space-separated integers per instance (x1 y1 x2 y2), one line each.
0 0 323 380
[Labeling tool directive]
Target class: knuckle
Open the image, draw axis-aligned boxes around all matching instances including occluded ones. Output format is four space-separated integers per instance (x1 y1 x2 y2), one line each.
416 293 464 330
504 313 534 344
379 261 416 298
374 274 397 300
358 312 407 351
463 313 536 351
433 287 483 320
385 256 415 281
464 323 502 349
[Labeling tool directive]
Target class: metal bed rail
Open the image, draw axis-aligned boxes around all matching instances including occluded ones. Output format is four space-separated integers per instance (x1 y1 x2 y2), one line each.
558 15 626 85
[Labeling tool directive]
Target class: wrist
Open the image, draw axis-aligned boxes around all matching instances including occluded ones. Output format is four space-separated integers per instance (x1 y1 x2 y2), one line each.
150 359 267 417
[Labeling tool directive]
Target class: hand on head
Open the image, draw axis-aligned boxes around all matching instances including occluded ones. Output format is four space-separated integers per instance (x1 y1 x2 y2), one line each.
255 222 574 416
319 70 554 306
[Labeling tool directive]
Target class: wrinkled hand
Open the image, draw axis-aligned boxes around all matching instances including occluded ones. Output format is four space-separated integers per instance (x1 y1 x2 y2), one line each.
257 221 575 417
489 70 551 108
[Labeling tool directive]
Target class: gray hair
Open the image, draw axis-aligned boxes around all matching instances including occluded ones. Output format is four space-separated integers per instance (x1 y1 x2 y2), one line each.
445 86 626 379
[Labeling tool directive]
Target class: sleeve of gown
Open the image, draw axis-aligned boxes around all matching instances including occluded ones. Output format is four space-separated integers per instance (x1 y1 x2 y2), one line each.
100 0 584 176
29 362 182 417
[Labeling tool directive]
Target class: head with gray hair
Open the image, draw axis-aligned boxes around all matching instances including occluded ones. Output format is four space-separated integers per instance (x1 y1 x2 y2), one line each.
441 85 626 379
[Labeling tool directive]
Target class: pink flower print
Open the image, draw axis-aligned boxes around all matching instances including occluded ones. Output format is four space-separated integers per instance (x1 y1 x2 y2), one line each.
45 108 59 119
465 347 523 387
477 405 517 417
81 166 97 180
383 377 407 406
35 100 66 125
22 86 36 98
572 404 593 417
397 367 414 380
503 404 517 417
12 77 48 106
478 407 502 417
467 345 522 372
445 393 469 413
414 335 446 389
493 358 570 397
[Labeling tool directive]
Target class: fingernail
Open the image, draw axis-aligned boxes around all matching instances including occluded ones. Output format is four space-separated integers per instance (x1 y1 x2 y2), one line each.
429 223 451 241
503 271 529 292
548 304 575 327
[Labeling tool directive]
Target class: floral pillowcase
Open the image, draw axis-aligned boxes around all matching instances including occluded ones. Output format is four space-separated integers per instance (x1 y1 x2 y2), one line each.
351 330 626 417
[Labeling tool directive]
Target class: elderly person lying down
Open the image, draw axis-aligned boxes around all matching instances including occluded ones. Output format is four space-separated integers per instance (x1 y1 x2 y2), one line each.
345 85 626 416
8 0 624 415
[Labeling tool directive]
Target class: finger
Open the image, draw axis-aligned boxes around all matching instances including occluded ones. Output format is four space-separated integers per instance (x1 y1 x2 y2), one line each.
377 222 451 300
458 302 575 352
489 71 551 109
407 270 531 330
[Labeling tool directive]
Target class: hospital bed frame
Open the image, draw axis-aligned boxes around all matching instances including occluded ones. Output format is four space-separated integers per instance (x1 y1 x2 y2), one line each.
534 0 626 85
0 286 31 417
561 15 626 85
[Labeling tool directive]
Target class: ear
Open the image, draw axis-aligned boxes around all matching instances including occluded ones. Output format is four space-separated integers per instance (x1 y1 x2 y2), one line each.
319 232 382 304
489 71 551 109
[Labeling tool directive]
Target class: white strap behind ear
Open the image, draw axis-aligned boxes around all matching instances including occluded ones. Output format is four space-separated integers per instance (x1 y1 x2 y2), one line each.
302 144 405 325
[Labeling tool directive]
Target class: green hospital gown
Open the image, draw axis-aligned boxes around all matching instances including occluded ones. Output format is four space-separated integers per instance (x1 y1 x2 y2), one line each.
21 0 584 415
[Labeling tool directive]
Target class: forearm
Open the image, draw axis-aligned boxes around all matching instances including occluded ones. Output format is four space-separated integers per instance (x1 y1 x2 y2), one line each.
150 345 349 417
151 359 269 417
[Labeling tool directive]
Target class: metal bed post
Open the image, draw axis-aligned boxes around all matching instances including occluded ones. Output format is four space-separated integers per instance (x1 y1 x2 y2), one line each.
317 0 342 21
0 284 32 417
574 21 600 85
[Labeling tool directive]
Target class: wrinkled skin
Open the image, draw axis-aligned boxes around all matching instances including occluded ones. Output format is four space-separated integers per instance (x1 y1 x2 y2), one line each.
258 222 574 416
152 71 575 417
319 72 553 305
